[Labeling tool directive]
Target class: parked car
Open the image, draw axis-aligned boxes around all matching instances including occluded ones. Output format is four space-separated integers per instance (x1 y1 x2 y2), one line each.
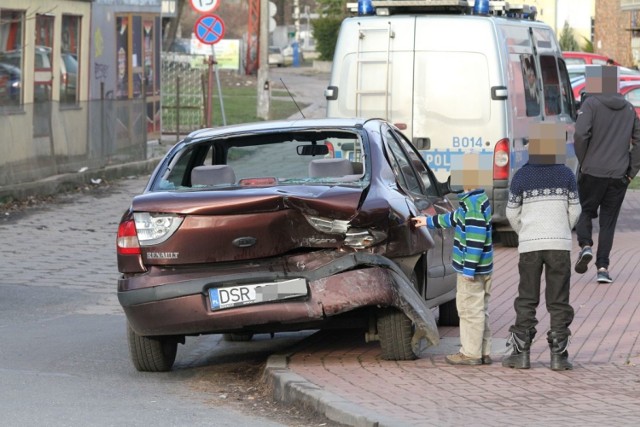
620 81 640 118
571 72 640 104
268 46 284 67
60 52 77 102
0 61 21 104
0 46 75 102
562 51 620 66
567 64 640 81
116 118 459 371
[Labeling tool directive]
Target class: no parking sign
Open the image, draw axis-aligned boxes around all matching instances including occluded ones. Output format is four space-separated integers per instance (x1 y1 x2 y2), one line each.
194 14 226 45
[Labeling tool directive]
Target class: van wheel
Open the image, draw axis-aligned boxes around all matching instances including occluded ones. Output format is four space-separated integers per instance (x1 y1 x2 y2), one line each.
223 333 254 342
438 299 459 326
500 231 519 247
127 323 178 372
377 308 417 360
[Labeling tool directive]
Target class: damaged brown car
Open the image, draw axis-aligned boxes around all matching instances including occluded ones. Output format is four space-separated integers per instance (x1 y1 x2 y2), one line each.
116 118 459 372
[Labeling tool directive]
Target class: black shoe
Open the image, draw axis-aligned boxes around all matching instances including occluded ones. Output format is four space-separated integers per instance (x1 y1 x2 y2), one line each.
597 268 613 283
575 246 593 274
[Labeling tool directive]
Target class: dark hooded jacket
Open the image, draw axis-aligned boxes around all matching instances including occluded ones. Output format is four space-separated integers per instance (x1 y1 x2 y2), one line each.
574 93 640 179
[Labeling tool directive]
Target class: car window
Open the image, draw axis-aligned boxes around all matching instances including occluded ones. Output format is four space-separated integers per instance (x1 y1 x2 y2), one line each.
153 131 368 191
564 57 585 66
557 58 576 119
625 87 640 107
383 129 422 195
392 130 439 197
520 54 541 117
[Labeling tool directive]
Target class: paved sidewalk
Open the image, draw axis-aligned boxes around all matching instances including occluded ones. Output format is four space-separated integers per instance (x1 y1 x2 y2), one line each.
266 190 640 427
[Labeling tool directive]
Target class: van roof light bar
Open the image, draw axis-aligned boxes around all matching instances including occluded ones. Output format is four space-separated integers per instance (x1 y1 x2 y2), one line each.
347 0 538 19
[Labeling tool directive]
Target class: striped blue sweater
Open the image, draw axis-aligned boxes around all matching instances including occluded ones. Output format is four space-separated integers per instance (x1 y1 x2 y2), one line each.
427 189 493 278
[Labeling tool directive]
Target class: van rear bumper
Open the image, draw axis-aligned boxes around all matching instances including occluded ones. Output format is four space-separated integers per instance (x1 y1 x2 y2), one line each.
491 180 509 224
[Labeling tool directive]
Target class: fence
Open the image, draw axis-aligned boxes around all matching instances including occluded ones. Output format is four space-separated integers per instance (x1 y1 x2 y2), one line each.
161 53 207 138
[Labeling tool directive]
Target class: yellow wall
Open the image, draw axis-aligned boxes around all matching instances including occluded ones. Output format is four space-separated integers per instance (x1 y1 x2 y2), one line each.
0 1 91 165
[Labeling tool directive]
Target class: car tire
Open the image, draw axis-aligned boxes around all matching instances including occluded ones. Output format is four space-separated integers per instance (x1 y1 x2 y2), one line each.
500 231 519 247
438 299 460 327
377 308 416 361
127 323 178 372
222 332 254 342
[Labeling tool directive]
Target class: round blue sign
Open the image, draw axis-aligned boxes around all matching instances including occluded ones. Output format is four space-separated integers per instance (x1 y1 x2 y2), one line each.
194 14 225 45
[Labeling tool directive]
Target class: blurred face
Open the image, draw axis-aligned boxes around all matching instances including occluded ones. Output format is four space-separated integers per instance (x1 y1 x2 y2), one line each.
585 65 619 94
450 153 493 189
528 122 566 165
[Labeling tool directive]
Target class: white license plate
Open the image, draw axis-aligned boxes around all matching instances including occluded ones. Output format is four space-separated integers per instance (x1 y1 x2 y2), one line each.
209 278 308 311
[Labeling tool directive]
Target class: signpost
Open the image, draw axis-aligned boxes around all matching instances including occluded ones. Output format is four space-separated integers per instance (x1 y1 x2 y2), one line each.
194 15 226 45
190 0 226 127
190 0 220 14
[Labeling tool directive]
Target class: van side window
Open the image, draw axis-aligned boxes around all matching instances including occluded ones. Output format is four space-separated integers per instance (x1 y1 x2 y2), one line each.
558 59 576 119
520 54 540 117
540 55 561 116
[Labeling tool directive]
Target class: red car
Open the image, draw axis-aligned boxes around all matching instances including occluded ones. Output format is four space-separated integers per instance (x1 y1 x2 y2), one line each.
563 51 619 66
620 81 640 118
572 74 640 103
116 118 459 371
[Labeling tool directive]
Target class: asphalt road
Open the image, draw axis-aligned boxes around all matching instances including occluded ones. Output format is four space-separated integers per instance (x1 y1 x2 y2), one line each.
0 176 320 426
0 65 341 427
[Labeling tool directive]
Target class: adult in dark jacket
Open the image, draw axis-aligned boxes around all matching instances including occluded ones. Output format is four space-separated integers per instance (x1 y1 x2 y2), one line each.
574 65 640 283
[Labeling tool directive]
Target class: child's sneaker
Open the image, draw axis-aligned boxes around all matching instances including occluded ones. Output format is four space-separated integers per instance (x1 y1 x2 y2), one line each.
575 246 593 273
597 268 613 284
445 352 482 365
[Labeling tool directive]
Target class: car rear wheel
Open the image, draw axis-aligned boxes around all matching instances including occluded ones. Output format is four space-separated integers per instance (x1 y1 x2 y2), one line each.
222 332 254 342
127 323 178 372
377 308 416 360
438 299 459 326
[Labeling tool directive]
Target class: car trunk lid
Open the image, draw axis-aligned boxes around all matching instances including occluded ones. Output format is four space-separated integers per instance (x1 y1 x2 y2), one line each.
132 186 363 265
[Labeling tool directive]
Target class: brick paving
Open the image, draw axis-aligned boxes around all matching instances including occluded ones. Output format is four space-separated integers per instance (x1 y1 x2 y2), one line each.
271 190 640 427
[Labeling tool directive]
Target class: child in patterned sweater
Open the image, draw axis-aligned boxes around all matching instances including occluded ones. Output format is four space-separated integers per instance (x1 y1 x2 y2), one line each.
502 121 581 371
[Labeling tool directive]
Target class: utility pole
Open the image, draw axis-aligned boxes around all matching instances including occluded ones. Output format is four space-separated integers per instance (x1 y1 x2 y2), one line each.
257 0 270 119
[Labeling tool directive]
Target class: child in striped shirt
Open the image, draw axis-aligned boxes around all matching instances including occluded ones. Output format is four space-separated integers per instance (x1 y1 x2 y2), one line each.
412 152 493 365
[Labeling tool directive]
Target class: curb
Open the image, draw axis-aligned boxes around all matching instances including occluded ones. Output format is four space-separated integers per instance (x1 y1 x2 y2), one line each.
0 158 161 202
264 355 404 427
263 333 407 427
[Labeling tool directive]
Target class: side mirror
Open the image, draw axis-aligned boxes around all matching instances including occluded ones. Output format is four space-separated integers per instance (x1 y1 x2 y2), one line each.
297 144 329 156
439 175 463 196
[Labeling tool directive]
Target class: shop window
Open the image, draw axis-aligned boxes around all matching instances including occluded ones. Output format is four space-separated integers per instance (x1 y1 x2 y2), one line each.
116 16 129 99
61 15 80 104
0 9 25 108
34 14 54 104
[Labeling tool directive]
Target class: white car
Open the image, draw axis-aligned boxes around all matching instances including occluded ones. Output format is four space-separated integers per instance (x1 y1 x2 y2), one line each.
268 46 284 67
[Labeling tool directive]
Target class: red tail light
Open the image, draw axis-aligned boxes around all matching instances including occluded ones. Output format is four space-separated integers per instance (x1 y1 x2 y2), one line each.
493 138 510 180
117 220 141 255
324 141 335 158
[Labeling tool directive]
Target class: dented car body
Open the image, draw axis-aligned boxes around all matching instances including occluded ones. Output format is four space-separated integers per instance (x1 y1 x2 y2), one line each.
116 118 458 371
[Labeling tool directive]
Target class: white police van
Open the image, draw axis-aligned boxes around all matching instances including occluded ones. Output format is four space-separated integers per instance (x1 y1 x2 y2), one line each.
325 0 578 246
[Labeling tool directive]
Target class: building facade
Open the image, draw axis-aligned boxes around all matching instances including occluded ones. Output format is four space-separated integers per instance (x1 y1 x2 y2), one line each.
596 0 640 67
0 0 161 192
